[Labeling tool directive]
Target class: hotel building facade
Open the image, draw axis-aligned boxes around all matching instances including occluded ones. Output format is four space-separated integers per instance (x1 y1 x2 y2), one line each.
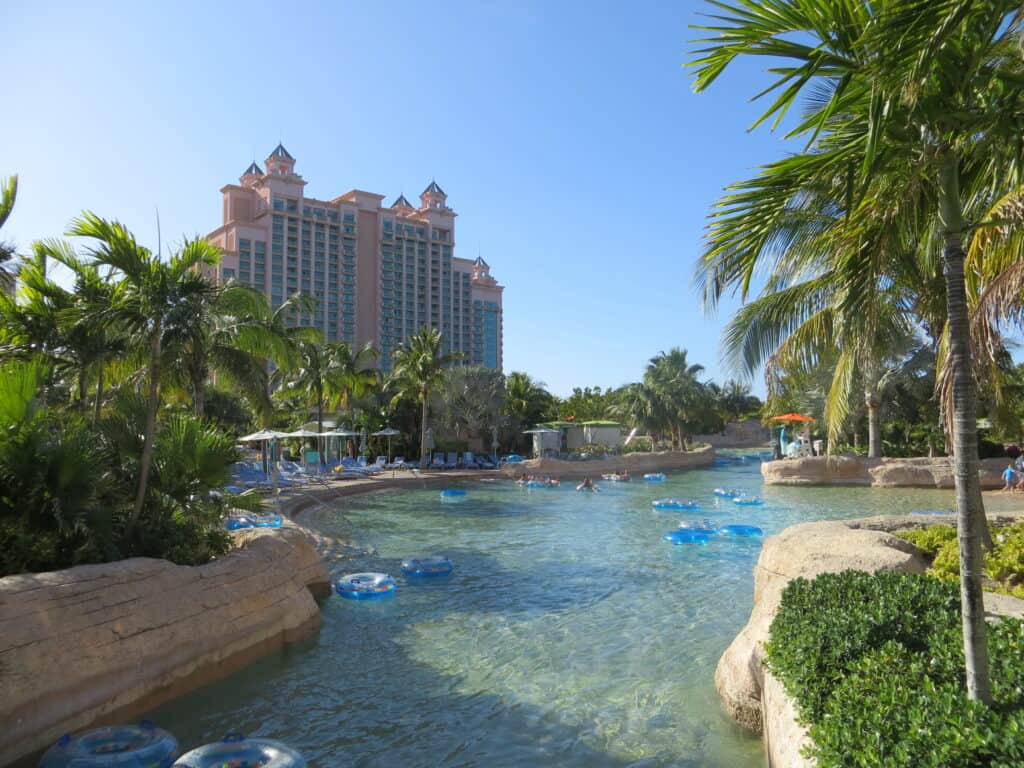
206 145 503 370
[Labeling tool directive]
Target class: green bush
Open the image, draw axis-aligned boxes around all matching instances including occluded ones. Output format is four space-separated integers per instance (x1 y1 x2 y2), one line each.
895 525 957 556
765 570 961 723
766 570 1024 767
986 523 1024 597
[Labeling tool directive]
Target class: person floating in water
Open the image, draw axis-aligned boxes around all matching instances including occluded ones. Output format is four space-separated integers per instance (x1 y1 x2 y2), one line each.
576 476 599 492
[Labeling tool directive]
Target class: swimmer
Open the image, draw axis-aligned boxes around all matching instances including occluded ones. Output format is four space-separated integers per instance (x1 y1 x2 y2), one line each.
576 476 599 492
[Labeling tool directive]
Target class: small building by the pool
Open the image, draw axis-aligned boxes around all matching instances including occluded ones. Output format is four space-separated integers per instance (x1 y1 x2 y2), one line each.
541 421 625 451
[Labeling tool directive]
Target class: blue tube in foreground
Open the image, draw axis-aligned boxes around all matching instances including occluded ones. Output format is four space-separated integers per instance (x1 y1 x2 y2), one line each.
663 529 710 545
401 556 454 577
643 473 666 482
40 721 178 768
173 733 306 768
335 572 397 599
225 514 256 531
440 489 467 498
717 524 763 537
254 514 283 528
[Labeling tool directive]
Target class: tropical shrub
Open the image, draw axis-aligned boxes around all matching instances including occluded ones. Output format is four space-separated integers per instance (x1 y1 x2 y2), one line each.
766 570 1024 767
896 524 1024 596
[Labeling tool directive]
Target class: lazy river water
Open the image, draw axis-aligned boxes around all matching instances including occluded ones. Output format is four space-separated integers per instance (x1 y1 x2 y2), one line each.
146 453 1019 767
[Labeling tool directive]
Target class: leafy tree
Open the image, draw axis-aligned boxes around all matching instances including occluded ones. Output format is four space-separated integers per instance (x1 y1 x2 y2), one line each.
68 213 221 534
0 175 17 293
388 327 460 463
690 0 1024 702
441 366 506 441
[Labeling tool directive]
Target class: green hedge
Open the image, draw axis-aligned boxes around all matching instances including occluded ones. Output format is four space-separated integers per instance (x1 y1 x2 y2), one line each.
765 570 1024 767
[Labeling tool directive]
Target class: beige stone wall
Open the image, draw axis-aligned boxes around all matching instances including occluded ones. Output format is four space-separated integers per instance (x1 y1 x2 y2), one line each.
0 526 329 768
761 455 1008 489
498 446 715 480
693 419 770 449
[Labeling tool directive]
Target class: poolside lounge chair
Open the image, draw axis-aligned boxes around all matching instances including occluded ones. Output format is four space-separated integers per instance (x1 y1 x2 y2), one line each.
372 456 388 471
430 453 446 470
463 451 475 468
444 452 459 469
387 456 407 469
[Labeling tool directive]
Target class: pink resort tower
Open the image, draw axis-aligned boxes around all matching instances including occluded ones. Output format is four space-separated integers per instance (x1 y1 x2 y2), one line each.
206 145 503 370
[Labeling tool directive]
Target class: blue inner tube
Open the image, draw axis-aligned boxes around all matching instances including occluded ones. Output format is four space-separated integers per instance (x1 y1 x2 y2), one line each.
335 572 397 599
663 529 711 545
225 515 255 531
652 498 700 510
254 514 283 528
401 555 454 577
173 733 306 768
440 489 467 498
524 480 547 488
643 473 666 482
41 722 178 768
718 524 763 537
713 488 742 498
733 497 764 506
678 521 717 535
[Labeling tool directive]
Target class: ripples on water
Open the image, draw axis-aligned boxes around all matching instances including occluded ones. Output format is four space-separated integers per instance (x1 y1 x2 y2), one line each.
148 452 996 767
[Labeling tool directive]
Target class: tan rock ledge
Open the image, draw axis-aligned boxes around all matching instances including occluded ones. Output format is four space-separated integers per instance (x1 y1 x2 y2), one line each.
498 445 715 480
0 524 330 768
761 455 1009 489
717 514 1024 767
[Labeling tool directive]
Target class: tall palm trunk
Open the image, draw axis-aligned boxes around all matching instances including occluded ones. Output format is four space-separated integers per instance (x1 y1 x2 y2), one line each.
865 386 882 458
131 325 161 532
940 153 990 704
93 365 104 427
419 387 430 465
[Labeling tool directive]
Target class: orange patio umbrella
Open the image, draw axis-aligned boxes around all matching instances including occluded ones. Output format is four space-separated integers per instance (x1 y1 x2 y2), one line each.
769 413 816 423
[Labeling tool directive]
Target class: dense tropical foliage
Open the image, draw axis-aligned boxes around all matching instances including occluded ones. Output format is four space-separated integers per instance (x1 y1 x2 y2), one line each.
690 0 1024 702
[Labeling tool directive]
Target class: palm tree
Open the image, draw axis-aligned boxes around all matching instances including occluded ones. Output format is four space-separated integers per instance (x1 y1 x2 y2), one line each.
609 382 668 452
68 213 220 534
389 327 460 464
645 348 705 449
0 175 17 293
690 0 1024 702
162 283 296 418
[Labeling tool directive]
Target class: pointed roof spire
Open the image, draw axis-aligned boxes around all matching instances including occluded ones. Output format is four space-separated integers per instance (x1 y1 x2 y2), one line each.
391 194 413 209
270 143 294 160
474 255 489 268
243 161 263 176
423 180 445 196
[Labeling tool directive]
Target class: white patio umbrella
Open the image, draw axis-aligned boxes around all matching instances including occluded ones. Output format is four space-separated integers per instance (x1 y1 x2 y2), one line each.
239 429 288 475
491 425 500 464
372 427 402 464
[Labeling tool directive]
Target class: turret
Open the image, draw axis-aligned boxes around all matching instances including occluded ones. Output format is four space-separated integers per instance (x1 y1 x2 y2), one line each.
265 143 296 176
420 180 447 210
240 162 263 187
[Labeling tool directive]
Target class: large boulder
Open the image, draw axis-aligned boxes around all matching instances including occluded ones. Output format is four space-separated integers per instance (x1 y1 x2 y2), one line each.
715 520 927 735
763 455 1008 489
0 525 329 767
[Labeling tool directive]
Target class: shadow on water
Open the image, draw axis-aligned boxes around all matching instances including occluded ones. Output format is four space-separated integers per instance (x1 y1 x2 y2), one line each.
144 600 719 767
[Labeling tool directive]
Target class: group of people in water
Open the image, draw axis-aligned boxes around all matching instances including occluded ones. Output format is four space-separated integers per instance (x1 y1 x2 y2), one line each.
515 473 561 487
515 470 639 492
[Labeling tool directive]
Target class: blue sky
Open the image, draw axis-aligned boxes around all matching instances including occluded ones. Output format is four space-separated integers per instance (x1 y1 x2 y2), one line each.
2 0 790 397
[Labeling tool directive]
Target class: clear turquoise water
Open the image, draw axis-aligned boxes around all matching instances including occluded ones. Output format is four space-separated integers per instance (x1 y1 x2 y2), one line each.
147 454 1010 767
